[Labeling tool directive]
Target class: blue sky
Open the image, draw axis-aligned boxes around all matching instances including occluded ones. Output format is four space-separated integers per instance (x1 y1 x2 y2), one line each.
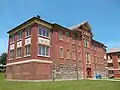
0 0 120 53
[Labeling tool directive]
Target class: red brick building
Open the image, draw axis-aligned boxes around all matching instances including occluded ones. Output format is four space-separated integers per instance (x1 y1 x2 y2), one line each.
6 16 107 80
106 48 120 78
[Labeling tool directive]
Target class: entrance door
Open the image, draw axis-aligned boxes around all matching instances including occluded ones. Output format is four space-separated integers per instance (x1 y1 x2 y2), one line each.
87 68 92 78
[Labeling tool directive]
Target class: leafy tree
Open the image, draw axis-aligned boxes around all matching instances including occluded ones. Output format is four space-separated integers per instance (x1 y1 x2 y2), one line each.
0 52 7 65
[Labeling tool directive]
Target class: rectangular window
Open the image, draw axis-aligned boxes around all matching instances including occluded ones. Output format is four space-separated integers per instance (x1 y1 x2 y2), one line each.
10 35 15 43
60 47 63 57
72 35 75 44
65 32 69 42
84 39 87 48
38 45 49 56
25 27 31 37
78 36 81 45
16 47 22 58
72 51 76 60
94 56 97 63
9 50 14 59
86 53 90 63
25 45 31 56
59 31 63 40
38 26 49 37
17 31 22 40
66 49 70 59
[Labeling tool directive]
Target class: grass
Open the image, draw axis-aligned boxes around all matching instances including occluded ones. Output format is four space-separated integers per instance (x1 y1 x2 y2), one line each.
0 73 120 90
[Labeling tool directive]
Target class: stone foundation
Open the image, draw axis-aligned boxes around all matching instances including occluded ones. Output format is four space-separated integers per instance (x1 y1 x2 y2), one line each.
53 64 83 80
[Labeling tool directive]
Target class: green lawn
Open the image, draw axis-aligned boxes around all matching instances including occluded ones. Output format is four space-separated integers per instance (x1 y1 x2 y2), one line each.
0 73 120 90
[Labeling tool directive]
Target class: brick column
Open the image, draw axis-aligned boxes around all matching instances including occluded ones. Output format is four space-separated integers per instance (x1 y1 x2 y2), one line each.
31 23 38 59
112 54 119 74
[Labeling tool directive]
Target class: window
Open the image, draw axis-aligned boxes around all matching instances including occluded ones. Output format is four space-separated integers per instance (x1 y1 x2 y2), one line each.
38 45 49 56
25 27 31 37
65 32 69 42
59 31 63 40
60 47 63 57
118 62 120 66
72 51 76 60
84 39 89 48
109 70 114 74
66 49 70 59
107 63 113 67
16 47 22 58
118 55 120 59
9 50 14 59
72 35 75 44
85 53 90 63
78 36 81 45
25 45 31 56
10 35 15 43
38 26 49 37
110 56 112 59
18 31 22 40
94 56 97 63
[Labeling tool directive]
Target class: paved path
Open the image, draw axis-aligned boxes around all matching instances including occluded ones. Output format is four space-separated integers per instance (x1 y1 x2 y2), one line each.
88 78 120 82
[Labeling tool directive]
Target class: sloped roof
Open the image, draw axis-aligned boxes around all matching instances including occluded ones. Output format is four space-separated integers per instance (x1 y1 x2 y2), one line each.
107 48 120 53
69 21 90 30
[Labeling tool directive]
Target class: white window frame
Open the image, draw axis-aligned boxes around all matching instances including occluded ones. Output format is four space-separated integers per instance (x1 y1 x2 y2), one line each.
17 31 22 41
9 50 14 60
24 44 31 57
25 27 31 38
38 44 50 57
72 35 75 44
10 35 15 44
65 32 69 42
38 26 50 38
59 31 63 40
60 46 63 58
16 47 22 58
66 49 70 59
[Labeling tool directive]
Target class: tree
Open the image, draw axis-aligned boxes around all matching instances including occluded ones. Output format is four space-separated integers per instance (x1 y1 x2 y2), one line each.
0 52 7 65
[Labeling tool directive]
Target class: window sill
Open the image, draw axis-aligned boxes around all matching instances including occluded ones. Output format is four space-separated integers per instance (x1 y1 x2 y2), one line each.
72 42 75 45
10 42 15 45
16 57 22 59
37 54 50 57
17 39 22 42
24 55 31 58
66 58 70 60
9 58 13 61
66 41 69 43
60 39 63 42
60 57 64 59
38 35 50 39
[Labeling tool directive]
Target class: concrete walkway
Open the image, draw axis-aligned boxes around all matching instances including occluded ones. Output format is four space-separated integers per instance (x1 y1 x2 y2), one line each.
88 78 120 82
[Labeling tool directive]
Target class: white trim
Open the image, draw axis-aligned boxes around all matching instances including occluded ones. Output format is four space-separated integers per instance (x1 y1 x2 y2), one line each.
24 55 31 57
37 54 50 57
108 68 120 70
6 59 53 66
38 34 50 39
